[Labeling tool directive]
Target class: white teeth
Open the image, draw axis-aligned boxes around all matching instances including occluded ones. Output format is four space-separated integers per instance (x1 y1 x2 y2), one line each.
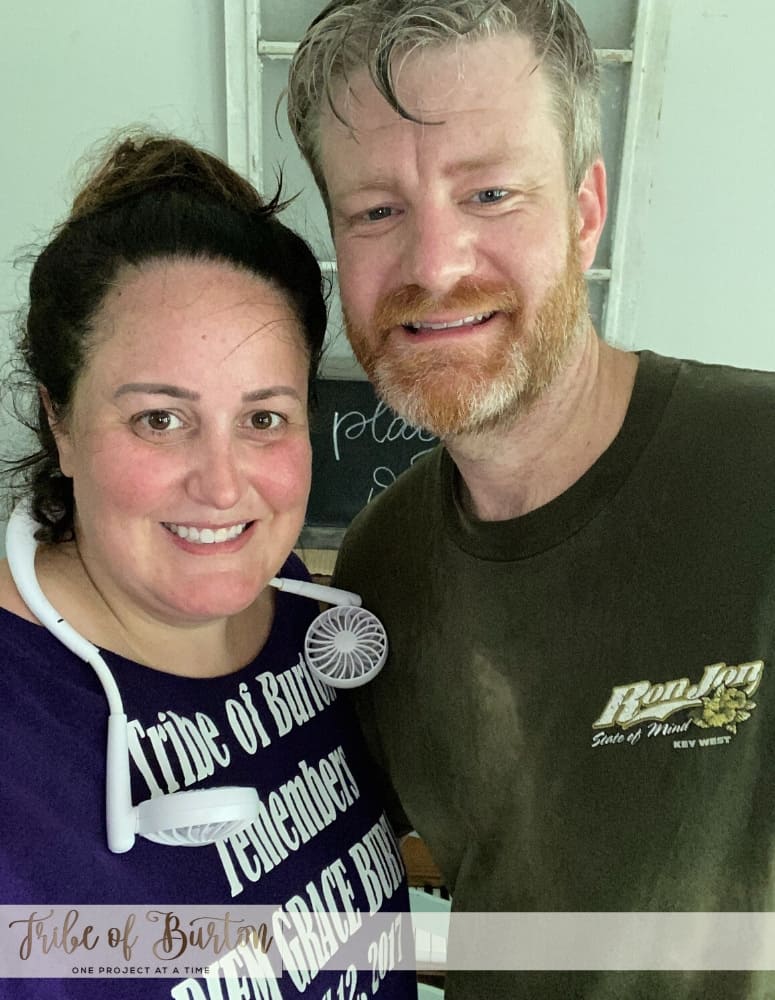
407 312 494 332
165 522 248 544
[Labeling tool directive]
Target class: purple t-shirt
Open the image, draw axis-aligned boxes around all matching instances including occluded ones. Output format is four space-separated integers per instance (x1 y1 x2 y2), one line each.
0 554 416 998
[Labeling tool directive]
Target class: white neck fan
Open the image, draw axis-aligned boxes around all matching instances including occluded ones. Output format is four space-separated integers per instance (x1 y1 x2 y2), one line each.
269 577 388 689
5 504 387 854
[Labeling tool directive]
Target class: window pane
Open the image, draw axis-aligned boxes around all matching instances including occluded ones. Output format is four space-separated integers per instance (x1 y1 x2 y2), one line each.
262 59 334 258
259 0 325 42
595 62 631 270
572 0 637 49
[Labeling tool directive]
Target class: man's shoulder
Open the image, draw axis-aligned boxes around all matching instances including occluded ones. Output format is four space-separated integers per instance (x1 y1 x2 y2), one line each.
645 351 775 442
334 445 442 573
659 351 775 404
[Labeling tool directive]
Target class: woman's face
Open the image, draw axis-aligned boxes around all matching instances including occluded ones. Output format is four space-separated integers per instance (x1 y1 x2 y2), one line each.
53 256 312 626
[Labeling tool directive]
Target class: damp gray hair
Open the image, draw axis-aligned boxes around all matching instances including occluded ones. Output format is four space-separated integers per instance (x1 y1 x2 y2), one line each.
287 0 601 206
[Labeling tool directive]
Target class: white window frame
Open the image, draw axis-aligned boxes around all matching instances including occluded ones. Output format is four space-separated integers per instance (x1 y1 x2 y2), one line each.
224 0 672 349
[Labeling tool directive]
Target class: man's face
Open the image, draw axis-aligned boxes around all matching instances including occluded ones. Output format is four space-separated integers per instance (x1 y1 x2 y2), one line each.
319 34 606 437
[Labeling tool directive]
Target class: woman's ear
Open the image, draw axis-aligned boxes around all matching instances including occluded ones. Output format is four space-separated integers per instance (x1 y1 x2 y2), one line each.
39 385 74 478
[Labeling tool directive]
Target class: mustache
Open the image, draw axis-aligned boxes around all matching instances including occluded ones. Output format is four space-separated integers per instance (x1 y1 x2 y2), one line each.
372 281 524 332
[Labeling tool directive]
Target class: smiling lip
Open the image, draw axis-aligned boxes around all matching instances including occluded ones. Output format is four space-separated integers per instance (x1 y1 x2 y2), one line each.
401 311 498 339
163 521 254 546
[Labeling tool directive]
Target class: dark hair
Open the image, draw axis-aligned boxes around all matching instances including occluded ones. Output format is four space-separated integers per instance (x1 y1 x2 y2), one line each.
5 131 327 543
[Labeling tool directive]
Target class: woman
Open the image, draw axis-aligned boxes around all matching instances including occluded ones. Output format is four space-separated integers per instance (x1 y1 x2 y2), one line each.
0 133 415 998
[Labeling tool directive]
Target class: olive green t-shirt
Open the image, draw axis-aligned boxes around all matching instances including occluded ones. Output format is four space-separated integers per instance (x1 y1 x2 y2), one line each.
333 351 775 999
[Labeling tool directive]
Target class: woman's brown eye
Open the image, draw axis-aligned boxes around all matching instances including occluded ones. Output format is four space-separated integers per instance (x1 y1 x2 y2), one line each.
134 410 183 435
146 412 172 431
251 411 281 430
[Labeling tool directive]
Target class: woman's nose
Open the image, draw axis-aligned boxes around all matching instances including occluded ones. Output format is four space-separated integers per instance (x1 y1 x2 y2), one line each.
185 433 243 510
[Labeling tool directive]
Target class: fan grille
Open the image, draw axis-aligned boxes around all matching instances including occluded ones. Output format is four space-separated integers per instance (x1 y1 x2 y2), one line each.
305 606 388 688
142 819 251 846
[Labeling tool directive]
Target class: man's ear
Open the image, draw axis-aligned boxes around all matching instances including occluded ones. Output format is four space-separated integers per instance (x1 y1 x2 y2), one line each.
39 386 74 479
575 158 607 271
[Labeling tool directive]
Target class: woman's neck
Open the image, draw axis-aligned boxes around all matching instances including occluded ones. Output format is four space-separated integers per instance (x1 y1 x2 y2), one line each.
11 542 273 678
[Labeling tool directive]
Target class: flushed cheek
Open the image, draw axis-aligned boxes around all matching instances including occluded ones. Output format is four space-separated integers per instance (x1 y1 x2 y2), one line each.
248 443 312 514
82 447 184 516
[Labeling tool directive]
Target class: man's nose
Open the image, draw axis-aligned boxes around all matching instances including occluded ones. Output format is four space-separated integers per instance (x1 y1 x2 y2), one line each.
402 204 476 298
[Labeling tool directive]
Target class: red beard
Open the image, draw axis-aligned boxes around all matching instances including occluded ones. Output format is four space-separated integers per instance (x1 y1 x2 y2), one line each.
344 238 589 438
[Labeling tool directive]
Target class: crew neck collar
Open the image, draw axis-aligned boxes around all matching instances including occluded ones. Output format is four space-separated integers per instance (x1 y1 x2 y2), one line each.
441 351 681 560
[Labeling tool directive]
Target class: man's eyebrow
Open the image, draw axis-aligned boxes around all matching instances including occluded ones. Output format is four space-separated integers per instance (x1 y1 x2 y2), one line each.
334 155 527 197
330 176 393 198
442 153 527 176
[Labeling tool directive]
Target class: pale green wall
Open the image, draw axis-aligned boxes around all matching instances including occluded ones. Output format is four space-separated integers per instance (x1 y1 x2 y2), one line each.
0 0 227 550
631 0 775 369
0 0 226 320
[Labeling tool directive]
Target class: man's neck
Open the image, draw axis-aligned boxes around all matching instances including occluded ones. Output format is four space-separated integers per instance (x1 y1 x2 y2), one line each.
446 330 639 521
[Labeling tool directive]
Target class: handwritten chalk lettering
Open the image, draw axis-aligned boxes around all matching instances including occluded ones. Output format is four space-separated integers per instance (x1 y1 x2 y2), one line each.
348 814 405 916
366 448 436 502
368 466 398 503
9 909 99 961
331 401 435 463
128 711 229 796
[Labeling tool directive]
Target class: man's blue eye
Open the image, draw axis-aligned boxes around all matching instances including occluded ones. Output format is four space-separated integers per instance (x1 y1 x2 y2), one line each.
475 189 508 204
365 206 393 222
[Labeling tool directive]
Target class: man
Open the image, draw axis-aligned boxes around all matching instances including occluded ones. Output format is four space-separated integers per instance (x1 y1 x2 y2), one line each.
287 3 775 997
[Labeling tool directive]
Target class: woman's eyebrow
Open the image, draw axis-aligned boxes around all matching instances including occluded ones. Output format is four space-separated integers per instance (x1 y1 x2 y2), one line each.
242 386 304 403
113 383 304 403
113 383 198 400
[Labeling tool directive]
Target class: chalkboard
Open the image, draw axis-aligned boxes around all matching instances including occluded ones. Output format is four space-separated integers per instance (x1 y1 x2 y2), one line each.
302 379 437 548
